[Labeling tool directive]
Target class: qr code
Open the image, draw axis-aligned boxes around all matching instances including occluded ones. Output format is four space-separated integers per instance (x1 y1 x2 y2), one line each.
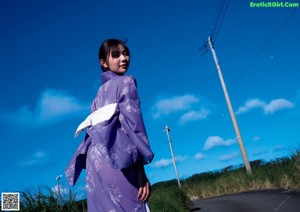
1 192 20 211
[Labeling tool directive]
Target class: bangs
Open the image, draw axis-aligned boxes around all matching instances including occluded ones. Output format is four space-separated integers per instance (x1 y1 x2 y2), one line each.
109 41 130 56
110 44 123 55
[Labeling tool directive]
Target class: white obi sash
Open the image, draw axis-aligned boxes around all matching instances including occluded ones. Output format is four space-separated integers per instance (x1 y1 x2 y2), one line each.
75 103 117 137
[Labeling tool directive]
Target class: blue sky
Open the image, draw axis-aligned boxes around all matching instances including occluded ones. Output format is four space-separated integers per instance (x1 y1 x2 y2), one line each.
1 0 299 200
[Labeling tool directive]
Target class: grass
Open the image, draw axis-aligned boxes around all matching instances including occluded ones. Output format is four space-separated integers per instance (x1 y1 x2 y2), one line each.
19 186 87 211
13 149 300 211
182 149 300 200
149 181 190 212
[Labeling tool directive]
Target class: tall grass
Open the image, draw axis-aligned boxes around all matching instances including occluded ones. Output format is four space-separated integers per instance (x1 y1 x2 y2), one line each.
18 184 189 211
17 149 300 211
149 180 190 211
182 149 300 200
19 186 86 211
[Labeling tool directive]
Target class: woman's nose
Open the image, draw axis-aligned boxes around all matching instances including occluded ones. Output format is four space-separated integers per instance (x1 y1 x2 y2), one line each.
120 53 126 61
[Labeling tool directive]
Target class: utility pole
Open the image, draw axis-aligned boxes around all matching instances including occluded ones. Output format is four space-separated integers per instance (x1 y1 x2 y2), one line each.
56 175 63 211
208 36 252 175
164 125 181 188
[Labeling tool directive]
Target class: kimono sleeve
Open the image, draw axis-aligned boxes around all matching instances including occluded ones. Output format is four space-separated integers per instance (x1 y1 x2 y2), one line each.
118 76 154 165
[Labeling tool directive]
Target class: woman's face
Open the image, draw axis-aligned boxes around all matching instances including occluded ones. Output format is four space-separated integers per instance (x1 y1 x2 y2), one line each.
101 44 130 74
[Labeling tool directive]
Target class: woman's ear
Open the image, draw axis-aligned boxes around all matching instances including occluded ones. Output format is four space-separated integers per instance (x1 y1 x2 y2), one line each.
100 59 108 68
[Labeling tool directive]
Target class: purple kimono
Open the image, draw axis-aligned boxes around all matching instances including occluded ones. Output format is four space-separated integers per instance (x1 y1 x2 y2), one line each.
65 71 154 212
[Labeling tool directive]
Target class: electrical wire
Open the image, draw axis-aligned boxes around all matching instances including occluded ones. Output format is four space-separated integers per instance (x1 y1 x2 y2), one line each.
210 0 225 36
212 0 231 44
211 0 226 39
199 0 231 57
226 7 298 91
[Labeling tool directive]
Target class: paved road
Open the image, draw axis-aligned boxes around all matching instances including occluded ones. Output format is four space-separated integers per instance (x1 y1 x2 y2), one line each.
190 189 300 212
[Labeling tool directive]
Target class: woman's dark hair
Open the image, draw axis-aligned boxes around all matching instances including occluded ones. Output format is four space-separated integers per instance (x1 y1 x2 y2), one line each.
98 39 130 71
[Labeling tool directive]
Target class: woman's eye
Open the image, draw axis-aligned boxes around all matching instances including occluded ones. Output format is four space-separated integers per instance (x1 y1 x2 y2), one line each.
123 51 129 56
112 51 121 58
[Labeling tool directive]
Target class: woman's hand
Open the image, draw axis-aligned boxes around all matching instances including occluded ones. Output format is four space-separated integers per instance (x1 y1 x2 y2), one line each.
138 181 150 202
136 163 151 202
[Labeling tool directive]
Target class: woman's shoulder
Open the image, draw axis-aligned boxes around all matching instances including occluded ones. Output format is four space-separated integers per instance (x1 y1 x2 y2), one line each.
112 74 137 87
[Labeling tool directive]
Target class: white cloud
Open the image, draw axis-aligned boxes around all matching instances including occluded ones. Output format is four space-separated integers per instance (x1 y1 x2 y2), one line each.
151 158 173 168
252 136 261 142
152 94 199 119
253 149 268 156
37 89 87 121
219 152 240 162
194 153 205 160
52 185 70 196
150 155 187 168
51 186 84 201
0 88 89 127
264 99 294 114
34 151 47 159
17 150 49 168
236 99 265 114
236 98 294 115
273 145 285 152
204 136 237 150
179 109 210 125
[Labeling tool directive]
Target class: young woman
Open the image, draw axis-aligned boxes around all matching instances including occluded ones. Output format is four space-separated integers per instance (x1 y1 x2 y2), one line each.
65 39 154 212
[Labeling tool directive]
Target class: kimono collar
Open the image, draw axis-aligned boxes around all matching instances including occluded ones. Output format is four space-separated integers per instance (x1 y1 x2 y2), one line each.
100 71 124 84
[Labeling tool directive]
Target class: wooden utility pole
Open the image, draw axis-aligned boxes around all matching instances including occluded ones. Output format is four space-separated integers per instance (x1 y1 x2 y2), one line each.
164 125 181 188
208 36 252 175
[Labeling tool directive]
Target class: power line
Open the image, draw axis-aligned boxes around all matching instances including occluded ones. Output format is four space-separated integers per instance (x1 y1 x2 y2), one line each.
226 7 298 91
195 2 298 174
211 0 231 44
199 0 231 56
201 4 298 103
210 0 225 36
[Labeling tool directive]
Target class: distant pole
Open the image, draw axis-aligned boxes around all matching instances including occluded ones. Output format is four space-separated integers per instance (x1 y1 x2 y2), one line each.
164 125 181 188
56 175 63 211
208 36 252 175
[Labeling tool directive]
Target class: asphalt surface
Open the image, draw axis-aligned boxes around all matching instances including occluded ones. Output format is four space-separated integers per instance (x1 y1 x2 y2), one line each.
190 189 300 212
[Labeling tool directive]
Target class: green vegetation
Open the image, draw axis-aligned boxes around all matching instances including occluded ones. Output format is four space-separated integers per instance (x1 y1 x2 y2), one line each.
149 181 190 212
15 149 300 211
19 187 87 212
150 149 300 211
182 149 300 200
